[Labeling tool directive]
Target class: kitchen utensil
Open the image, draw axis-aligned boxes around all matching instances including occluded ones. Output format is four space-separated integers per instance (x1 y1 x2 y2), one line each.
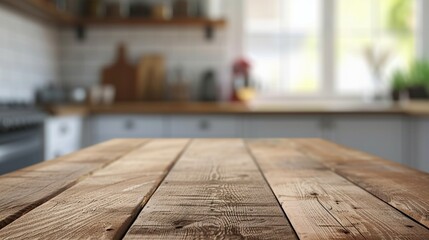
152 4 170 19
173 0 189 18
199 70 218 102
101 44 137 102
169 67 190 102
105 1 122 18
136 55 166 101
69 87 87 104
89 86 104 105
102 85 116 105
129 2 151 18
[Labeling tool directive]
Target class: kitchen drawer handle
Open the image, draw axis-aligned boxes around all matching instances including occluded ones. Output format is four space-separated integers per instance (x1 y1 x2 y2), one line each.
59 124 68 135
320 119 335 130
199 119 211 131
124 120 135 130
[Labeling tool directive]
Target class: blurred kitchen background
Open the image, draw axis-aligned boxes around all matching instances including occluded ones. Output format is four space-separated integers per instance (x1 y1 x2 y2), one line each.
1 0 429 174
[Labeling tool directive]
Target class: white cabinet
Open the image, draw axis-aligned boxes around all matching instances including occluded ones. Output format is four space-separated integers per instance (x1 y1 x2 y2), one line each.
328 116 406 164
91 115 166 143
243 116 324 138
414 118 429 172
44 116 83 160
169 115 241 138
86 114 417 170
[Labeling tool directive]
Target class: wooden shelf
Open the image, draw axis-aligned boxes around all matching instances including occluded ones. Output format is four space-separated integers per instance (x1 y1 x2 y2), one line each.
1 0 77 26
1 0 226 40
2 0 226 29
79 18 227 28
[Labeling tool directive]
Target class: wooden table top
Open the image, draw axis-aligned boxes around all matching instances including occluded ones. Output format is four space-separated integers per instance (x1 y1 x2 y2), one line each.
1 139 429 239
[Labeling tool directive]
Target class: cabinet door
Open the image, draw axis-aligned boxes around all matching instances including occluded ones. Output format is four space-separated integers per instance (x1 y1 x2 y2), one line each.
45 116 83 160
243 116 323 138
169 116 241 138
415 118 429 172
330 116 405 164
91 115 165 144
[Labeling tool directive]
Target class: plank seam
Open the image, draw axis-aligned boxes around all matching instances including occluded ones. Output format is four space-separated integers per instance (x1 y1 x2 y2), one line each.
298 144 429 232
323 166 429 232
115 139 193 240
0 140 150 230
243 139 300 239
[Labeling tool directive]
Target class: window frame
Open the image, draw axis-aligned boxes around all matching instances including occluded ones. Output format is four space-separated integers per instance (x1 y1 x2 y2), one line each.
242 0 423 100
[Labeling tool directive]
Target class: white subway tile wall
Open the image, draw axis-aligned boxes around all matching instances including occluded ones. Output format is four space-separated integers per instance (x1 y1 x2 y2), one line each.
0 0 242 101
59 26 229 99
0 5 59 102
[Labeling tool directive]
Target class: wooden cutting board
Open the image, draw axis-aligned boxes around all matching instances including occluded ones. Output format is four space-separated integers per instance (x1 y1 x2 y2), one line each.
101 44 137 102
136 54 165 101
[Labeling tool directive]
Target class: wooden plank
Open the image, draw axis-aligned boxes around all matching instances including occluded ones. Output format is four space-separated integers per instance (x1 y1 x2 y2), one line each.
246 139 429 239
295 139 429 229
125 139 297 240
0 139 146 229
0 139 189 239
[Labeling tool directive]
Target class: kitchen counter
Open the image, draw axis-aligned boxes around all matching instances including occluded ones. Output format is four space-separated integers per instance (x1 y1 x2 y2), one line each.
44 101 429 116
1 139 429 239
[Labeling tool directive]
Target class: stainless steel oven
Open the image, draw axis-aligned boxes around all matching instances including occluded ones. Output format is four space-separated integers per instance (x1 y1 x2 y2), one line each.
0 104 45 175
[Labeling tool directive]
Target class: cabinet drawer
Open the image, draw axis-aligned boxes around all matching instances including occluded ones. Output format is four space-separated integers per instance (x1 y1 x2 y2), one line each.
47 117 81 143
243 116 323 138
330 116 405 164
45 116 82 160
169 116 241 138
92 115 165 143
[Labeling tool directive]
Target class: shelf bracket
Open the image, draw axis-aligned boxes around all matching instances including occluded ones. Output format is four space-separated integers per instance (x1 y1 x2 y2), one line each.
204 24 215 41
75 24 86 41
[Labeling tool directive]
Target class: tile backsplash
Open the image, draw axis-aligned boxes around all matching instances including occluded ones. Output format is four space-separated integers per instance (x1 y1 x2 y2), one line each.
0 0 241 101
0 5 59 102
59 26 228 99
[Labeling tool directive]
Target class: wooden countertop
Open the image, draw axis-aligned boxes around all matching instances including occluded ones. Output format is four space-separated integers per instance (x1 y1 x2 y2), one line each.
1 139 428 239
44 101 429 116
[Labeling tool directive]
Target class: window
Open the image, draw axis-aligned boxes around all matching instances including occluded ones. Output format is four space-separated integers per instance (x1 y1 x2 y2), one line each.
244 0 416 97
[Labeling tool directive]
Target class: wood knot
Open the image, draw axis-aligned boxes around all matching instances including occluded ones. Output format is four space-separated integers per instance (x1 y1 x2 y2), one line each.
105 227 114 231
339 229 350 234
310 192 318 196
405 225 414 228
173 220 193 229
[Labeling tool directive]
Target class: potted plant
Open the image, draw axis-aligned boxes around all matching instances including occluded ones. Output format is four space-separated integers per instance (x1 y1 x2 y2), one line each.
407 61 429 99
391 70 408 101
390 60 429 101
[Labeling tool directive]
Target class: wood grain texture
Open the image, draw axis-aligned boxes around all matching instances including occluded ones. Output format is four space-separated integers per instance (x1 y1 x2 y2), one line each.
295 139 429 229
125 139 297 240
0 139 189 239
0 139 146 229
246 139 429 239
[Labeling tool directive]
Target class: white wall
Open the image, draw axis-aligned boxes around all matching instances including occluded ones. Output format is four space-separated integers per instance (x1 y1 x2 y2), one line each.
0 5 59 102
0 1 241 101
